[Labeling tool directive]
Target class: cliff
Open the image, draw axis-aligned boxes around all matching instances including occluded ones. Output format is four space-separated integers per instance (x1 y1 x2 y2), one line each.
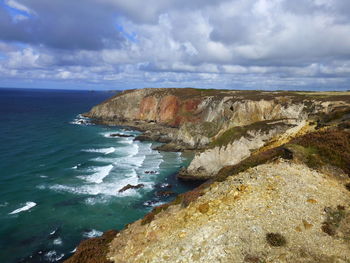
85 88 350 179
67 88 350 263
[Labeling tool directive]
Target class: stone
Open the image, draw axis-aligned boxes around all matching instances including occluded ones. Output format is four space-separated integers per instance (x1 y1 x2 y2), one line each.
118 184 144 193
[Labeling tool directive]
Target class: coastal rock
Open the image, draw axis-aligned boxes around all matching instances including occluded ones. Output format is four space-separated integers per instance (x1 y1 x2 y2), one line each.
109 133 133 138
118 184 144 193
180 120 308 180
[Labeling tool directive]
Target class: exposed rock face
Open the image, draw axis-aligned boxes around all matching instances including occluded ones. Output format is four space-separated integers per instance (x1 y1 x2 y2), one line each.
85 88 350 179
107 161 350 263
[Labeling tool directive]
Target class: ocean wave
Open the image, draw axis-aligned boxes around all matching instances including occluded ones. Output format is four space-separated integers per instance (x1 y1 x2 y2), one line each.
80 164 114 184
143 200 166 207
70 114 93 126
53 237 63 246
50 169 151 197
44 250 64 262
83 229 103 238
82 147 116 155
9 201 36 215
84 196 109 205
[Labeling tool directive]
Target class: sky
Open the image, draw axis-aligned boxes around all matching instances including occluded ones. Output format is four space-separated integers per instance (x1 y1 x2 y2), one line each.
0 0 350 90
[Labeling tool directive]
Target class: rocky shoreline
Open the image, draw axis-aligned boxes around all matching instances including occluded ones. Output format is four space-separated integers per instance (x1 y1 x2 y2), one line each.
66 88 350 263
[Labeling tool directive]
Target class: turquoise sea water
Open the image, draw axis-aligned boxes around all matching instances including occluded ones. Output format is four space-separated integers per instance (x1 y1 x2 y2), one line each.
0 88 194 262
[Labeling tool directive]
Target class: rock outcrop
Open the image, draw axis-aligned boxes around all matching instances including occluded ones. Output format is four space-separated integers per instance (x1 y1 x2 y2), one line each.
108 161 350 263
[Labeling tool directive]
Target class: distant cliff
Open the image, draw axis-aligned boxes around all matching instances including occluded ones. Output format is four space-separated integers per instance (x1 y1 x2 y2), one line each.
85 88 350 179
68 88 350 263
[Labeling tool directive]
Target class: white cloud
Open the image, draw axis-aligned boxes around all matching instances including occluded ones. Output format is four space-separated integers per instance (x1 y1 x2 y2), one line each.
0 0 350 90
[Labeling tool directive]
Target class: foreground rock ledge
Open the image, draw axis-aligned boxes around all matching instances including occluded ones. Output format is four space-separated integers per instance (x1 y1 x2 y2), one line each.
107 160 350 263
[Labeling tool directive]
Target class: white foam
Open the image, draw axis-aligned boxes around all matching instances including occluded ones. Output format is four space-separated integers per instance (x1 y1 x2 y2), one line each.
143 200 166 207
83 147 116 155
119 137 134 144
71 163 81 169
53 237 63 246
50 169 149 197
45 250 64 261
71 248 77 253
81 165 114 184
83 229 103 238
85 196 109 205
9 202 36 215
70 114 92 126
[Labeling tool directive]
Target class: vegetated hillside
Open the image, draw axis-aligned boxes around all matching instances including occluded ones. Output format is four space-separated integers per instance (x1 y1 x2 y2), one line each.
66 88 350 263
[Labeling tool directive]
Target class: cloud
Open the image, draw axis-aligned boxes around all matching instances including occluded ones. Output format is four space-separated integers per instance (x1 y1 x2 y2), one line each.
0 0 350 90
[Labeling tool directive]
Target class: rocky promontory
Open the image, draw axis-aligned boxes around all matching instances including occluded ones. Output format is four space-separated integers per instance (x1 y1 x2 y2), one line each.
67 88 350 263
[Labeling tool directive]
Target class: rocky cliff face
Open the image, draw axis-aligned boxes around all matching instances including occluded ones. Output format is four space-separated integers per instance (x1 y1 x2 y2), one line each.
85 88 350 179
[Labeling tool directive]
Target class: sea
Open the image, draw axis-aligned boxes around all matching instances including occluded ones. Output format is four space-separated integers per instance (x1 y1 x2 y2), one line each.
0 88 194 263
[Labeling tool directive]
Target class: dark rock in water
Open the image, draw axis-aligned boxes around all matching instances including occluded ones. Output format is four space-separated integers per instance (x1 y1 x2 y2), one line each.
134 135 154 142
144 171 157 174
109 133 134 138
64 230 118 263
155 190 176 197
118 184 145 193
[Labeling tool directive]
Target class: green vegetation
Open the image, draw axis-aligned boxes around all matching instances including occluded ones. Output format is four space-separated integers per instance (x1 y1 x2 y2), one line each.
288 129 350 175
210 120 279 148
316 107 350 128
210 126 248 148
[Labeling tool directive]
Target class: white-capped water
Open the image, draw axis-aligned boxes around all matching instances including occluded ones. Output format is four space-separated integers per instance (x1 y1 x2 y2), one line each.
44 250 64 262
44 126 176 205
82 147 116 155
70 114 93 126
53 238 63 246
79 164 114 184
83 229 103 238
9 202 37 215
